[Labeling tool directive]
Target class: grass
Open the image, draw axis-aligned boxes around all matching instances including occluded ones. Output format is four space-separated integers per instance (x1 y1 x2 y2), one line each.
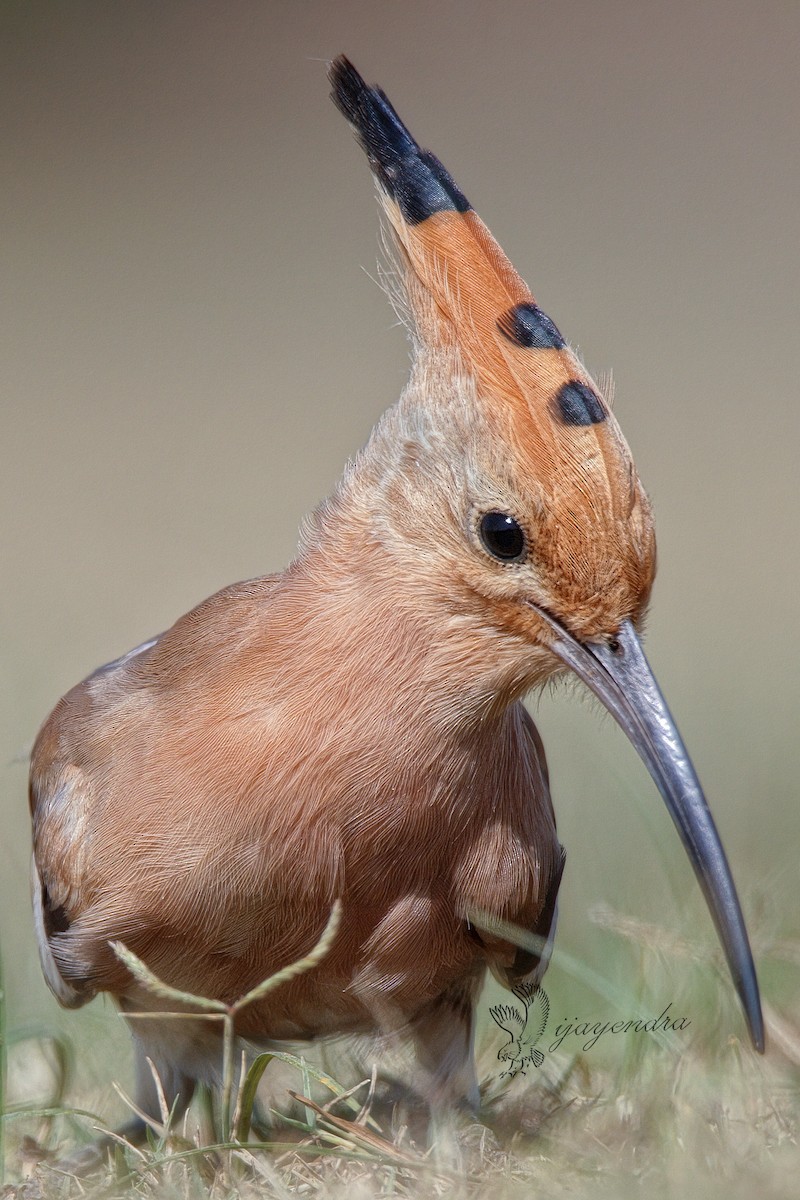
2 904 799 1200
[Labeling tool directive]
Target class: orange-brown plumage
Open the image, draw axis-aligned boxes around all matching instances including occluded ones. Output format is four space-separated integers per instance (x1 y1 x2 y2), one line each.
341 78 656 643
29 55 762 1158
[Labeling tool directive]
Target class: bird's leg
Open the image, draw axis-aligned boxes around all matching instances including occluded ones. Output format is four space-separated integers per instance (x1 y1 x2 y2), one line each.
409 979 481 1117
127 1025 198 1134
51 1012 203 1171
403 984 481 1162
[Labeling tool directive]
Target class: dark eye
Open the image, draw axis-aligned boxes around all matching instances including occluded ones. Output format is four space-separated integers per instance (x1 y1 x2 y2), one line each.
479 511 526 562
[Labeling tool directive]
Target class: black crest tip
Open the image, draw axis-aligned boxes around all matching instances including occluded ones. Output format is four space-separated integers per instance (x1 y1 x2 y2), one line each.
328 55 470 225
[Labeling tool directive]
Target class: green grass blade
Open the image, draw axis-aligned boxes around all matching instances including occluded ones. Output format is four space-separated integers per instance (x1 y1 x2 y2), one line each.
234 1052 274 1143
109 942 227 1012
230 900 342 1014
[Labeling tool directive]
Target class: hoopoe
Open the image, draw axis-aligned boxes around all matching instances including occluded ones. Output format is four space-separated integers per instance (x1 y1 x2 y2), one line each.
29 55 763 1148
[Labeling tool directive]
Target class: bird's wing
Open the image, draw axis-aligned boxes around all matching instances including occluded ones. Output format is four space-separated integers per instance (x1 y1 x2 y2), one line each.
506 707 564 988
505 842 566 989
472 707 566 992
525 986 550 1045
29 572 308 1011
512 980 536 1006
29 634 163 1007
489 1004 525 1038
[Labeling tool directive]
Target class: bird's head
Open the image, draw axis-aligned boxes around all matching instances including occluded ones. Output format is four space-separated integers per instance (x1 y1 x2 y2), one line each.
329 56 763 1054
329 58 656 677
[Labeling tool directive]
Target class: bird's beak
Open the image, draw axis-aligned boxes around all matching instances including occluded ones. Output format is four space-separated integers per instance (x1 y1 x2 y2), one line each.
532 609 764 1053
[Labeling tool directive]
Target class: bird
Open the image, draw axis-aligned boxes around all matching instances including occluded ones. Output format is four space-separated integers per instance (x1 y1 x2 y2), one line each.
490 983 549 1075
29 54 764 1152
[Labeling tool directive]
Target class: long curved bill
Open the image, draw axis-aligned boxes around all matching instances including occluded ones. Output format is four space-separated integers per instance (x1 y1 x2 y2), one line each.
533 610 764 1053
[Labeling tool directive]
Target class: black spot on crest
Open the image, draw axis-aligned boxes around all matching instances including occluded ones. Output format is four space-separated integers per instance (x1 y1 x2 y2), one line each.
497 302 565 350
553 381 606 426
329 56 471 224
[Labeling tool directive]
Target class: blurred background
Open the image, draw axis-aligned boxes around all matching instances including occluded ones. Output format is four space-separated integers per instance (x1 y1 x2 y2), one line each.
2 0 798 1096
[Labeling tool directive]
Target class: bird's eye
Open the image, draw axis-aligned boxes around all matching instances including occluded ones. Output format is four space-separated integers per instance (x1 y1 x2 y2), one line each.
479 511 527 562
